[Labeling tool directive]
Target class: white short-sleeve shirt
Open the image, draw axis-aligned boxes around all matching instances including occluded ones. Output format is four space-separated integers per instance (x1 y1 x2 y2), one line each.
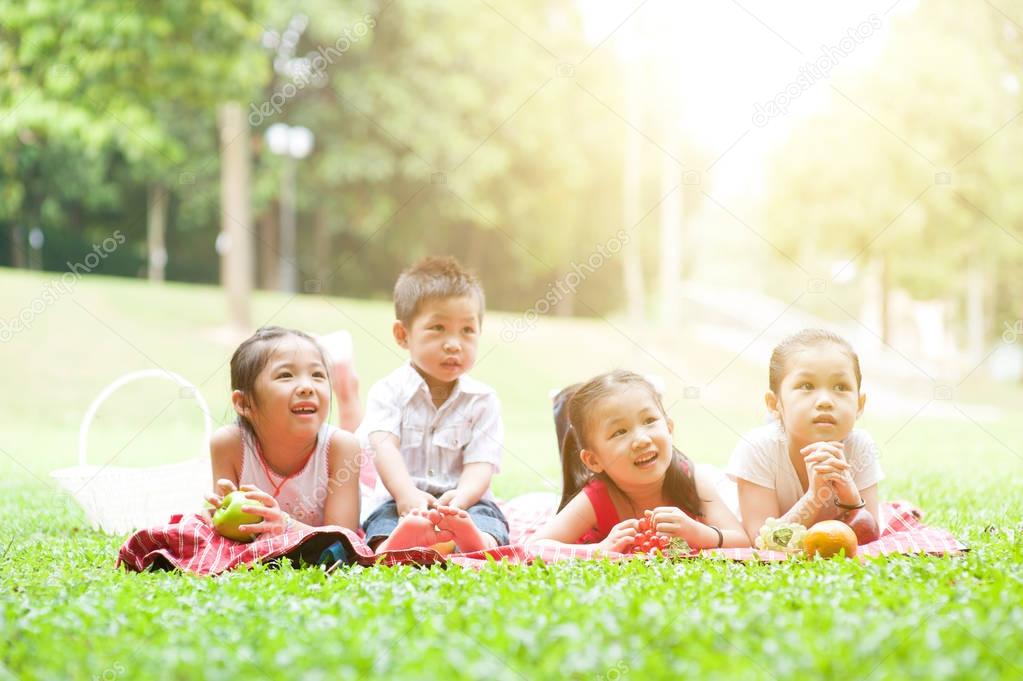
725 419 884 514
356 362 503 501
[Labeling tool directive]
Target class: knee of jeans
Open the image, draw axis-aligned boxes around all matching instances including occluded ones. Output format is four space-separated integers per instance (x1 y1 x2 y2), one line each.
470 508 498 522
480 505 506 521
371 501 399 518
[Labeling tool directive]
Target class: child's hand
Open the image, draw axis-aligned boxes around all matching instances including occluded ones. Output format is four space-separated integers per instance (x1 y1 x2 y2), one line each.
215 478 239 497
801 441 846 462
803 442 860 504
198 478 240 525
648 507 698 539
396 488 439 517
436 490 465 509
198 499 216 526
235 488 292 536
803 442 851 495
597 518 640 554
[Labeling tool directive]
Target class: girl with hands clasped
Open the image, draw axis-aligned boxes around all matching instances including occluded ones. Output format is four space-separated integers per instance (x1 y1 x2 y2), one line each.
529 370 749 553
202 326 362 539
726 328 884 542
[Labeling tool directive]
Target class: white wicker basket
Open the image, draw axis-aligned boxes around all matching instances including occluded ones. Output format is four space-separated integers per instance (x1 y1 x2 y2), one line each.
51 369 214 535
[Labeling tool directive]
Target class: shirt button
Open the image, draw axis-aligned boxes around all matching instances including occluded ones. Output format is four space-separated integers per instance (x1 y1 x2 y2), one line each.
428 469 435 475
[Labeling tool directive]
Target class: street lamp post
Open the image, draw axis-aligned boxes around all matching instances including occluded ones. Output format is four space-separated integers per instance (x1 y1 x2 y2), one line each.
218 102 253 329
265 123 314 294
28 227 44 270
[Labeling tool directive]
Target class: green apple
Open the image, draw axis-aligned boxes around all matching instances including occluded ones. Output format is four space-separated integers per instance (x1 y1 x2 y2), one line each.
212 491 265 542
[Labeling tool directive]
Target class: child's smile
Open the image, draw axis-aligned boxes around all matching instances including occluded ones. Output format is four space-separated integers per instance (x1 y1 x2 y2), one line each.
290 400 319 418
634 449 659 468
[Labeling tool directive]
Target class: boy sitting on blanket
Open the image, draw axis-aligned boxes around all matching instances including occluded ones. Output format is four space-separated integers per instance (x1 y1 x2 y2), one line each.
357 256 509 553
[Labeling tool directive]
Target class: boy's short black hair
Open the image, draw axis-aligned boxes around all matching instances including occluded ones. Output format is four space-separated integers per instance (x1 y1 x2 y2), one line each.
393 256 485 326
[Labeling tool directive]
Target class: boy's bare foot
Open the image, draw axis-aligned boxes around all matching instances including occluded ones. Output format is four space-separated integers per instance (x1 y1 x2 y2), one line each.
376 509 453 552
433 505 497 553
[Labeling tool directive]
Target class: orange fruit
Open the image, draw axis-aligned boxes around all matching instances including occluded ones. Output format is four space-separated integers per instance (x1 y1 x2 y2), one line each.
430 540 457 556
803 520 858 559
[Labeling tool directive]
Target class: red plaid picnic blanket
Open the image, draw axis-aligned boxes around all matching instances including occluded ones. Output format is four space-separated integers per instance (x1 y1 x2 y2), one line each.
117 495 966 575
116 514 447 575
467 494 969 567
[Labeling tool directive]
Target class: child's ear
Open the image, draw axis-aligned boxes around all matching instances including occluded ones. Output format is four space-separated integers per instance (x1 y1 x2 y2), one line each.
231 389 251 417
857 391 867 418
666 417 674 435
392 320 409 349
579 448 603 474
765 390 781 417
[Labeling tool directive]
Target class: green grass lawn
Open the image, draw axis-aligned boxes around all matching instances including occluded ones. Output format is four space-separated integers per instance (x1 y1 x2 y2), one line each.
2 268 1022 680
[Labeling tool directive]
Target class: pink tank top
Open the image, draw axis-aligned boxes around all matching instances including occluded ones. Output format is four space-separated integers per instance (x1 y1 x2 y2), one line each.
239 422 335 527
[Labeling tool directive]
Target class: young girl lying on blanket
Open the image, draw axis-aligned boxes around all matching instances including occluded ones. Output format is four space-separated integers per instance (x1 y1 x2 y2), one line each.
202 326 363 537
529 370 749 552
726 328 883 542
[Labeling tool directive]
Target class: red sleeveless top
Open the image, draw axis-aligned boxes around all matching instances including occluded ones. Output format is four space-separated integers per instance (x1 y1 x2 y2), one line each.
576 479 621 544
575 478 701 544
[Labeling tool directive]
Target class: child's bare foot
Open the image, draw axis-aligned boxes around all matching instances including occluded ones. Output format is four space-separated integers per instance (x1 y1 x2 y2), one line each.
332 358 362 433
433 505 497 553
319 331 363 432
376 509 453 552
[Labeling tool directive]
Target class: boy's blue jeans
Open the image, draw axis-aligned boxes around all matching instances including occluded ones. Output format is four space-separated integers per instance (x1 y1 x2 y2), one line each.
362 498 510 547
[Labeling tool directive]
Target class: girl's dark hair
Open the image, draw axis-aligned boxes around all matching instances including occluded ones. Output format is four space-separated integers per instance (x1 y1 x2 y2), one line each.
768 328 862 394
229 326 331 436
555 370 702 518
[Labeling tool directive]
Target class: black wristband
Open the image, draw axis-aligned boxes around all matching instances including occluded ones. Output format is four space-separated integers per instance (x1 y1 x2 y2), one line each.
835 498 866 510
709 525 724 548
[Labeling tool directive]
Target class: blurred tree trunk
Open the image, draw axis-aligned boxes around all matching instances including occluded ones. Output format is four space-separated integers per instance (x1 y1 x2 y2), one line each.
861 256 891 346
314 203 330 289
622 67 645 322
553 265 575 316
880 255 890 344
465 221 483 272
9 226 26 269
218 102 252 328
146 184 168 282
965 257 987 362
258 206 279 290
658 144 681 327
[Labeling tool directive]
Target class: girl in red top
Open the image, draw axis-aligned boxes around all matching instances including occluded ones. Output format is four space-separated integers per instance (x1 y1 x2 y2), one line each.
530 370 748 553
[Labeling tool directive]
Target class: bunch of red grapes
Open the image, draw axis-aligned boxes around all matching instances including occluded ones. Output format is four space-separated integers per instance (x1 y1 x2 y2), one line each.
632 517 671 554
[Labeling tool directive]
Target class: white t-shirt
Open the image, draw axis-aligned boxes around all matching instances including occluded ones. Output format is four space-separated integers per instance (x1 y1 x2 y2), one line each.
725 419 884 514
356 362 503 502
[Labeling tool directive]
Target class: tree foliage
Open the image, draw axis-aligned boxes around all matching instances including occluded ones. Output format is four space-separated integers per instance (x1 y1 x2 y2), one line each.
763 0 1023 331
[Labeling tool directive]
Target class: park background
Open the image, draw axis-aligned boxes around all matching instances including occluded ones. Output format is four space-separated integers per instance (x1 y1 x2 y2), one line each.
2 1 1023 680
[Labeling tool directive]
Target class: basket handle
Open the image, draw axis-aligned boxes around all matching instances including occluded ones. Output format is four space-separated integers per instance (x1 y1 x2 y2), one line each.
78 369 214 467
